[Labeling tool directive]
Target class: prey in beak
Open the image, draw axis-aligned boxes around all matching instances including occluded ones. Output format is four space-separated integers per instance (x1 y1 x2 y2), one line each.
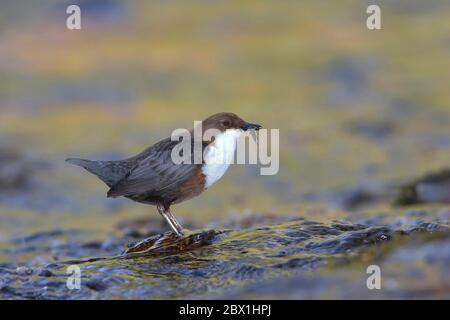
241 122 262 131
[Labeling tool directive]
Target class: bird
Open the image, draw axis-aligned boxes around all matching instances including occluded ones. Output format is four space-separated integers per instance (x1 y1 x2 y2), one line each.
66 112 261 237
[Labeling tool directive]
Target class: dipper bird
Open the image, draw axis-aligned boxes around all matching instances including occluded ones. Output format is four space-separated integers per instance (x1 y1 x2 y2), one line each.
66 112 261 237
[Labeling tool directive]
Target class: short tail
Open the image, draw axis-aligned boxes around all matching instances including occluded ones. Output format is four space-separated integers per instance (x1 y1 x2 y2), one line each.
66 158 93 168
66 157 124 188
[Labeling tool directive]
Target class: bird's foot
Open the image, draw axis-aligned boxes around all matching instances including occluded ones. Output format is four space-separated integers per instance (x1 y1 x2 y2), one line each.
173 229 185 237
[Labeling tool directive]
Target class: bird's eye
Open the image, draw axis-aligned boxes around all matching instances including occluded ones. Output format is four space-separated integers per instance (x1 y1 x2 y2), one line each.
221 120 230 127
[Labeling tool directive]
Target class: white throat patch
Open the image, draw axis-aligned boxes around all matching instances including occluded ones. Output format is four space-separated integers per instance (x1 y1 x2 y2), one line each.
202 129 243 188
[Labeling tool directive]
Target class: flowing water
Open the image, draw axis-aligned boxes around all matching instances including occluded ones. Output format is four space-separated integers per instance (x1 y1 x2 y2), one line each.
1 0 450 299
1 210 449 299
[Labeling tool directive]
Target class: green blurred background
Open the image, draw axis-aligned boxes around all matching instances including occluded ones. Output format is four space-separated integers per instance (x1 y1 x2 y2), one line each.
1 0 449 240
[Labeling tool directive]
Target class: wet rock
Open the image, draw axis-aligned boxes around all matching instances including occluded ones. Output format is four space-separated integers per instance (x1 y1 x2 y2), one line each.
0 262 17 270
38 269 53 277
85 279 109 291
406 221 448 233
16 266 33 276
0 212 448 299
121 229 222 258
234 265 264 280
395 169 450 205
219 236 450 299
272 256 324 270
333 226 392 252
0 286 18 298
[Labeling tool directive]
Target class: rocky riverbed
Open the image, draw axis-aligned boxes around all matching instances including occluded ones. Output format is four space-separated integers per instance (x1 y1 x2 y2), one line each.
1 205 449 299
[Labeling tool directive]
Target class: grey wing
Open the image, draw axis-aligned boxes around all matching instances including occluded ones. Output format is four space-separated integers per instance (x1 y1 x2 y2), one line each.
106 138 201 198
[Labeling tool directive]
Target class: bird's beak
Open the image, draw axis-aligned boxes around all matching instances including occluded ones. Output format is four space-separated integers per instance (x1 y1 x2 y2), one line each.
241 122 262 131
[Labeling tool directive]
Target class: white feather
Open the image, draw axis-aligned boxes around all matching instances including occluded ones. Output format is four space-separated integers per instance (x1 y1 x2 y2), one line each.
202 129 242 188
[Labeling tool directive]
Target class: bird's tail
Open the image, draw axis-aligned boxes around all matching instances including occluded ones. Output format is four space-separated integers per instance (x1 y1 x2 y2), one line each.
66 158 94 169
65 158 124 187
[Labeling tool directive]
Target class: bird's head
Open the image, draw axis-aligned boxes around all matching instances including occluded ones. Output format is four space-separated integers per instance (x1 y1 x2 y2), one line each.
201 112 261 134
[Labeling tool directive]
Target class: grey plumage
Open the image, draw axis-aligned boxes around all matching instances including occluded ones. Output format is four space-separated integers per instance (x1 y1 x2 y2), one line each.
65 158 132 187
65 112 260 237
66 137 203 205
105 138 201 202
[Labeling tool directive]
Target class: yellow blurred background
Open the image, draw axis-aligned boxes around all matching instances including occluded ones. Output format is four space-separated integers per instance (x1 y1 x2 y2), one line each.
1 0 449 239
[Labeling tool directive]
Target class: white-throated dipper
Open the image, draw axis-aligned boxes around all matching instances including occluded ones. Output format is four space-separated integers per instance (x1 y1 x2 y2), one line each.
66 112 261 236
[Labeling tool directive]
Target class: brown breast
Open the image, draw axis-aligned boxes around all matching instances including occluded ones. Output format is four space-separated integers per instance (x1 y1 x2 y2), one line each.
173 166 207 204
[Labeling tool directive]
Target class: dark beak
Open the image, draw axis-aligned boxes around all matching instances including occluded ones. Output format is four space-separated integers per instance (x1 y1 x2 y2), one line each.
242 122 262 131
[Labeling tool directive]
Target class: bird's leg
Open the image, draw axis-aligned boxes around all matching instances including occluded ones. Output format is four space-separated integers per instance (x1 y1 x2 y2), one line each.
157 203 184 237
166 210 184 236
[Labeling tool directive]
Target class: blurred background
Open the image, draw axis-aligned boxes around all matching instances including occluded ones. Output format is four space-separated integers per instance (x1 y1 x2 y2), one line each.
0 0 449 245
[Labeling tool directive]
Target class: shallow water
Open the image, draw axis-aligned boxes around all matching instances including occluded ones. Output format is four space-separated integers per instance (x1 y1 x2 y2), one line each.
1 210 448 299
